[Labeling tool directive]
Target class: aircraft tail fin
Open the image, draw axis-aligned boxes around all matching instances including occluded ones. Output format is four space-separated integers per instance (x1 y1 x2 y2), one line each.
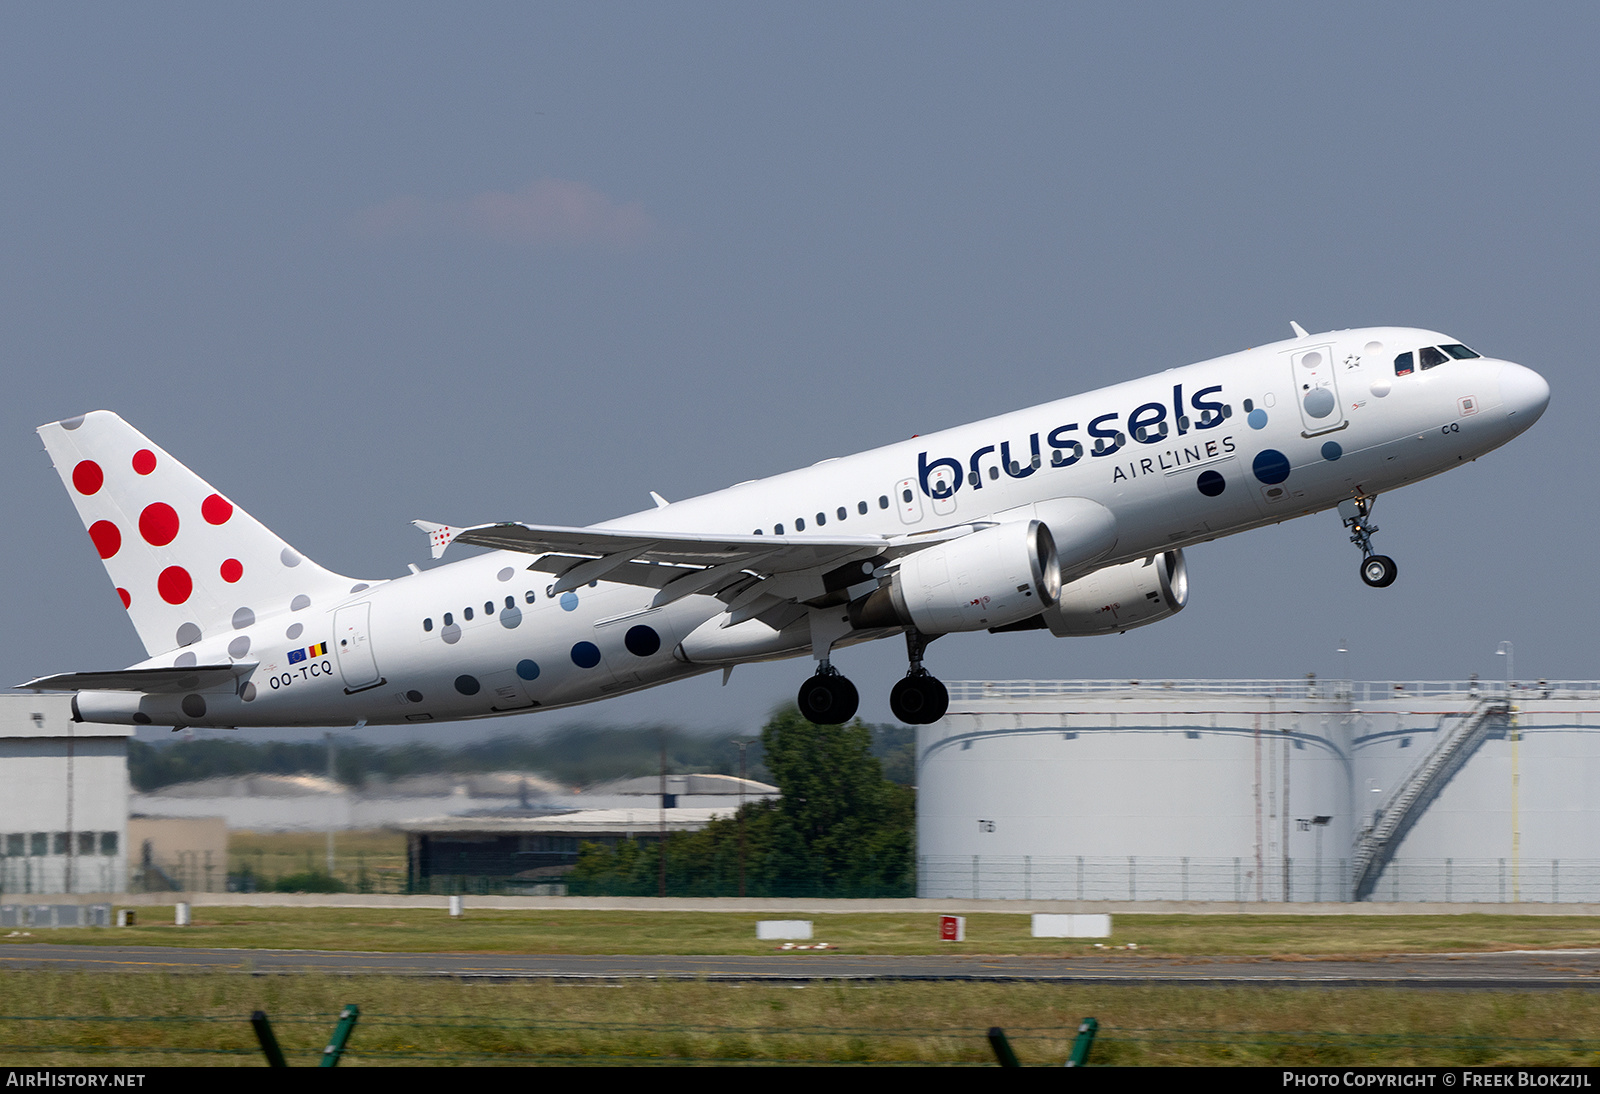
38 411 365 658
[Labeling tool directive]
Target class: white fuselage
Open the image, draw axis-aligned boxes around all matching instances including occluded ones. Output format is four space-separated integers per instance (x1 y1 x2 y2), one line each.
83 326 1548 728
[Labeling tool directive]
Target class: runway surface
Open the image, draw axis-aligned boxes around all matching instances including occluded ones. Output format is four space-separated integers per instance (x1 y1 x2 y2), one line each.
5 944 1600 988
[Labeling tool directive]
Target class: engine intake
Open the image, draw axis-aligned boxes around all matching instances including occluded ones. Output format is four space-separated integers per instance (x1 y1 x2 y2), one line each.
849 520 1061 634
1038 550 1188 636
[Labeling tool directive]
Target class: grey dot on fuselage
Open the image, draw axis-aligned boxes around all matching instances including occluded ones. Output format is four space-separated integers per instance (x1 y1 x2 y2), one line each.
60 415 84 430
441 624 462 644
290 594 310 611
181 694 206 719
499 607 522 629
497 567 514 582
232 607 255 630
241 682 257 702
286 623 303 640
174 651 198 668
1303 388 1336 419
280 548 301 567
350 583 369 593
228 636 251 659
175 623 201 647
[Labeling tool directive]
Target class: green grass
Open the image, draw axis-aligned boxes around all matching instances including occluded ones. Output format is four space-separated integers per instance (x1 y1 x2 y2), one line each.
2 973 1599 1066
9 908 1600 957
229 829 408 893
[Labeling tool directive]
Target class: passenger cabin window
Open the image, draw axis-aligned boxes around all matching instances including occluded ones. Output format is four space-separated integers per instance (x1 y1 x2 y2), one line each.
837 507 847 521
505 596 514 610
423 618 433 632
858 501 868 515
444 612 453 626
1394 351 1415 376
525 590 536 603
1419 346 1448 370
795 517 806 531
879 495 890 509
815 512 826 526
464 606 474 621
775 523 784 534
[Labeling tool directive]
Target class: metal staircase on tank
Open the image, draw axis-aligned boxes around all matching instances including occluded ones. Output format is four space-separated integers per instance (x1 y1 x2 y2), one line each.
1350 696 1512 901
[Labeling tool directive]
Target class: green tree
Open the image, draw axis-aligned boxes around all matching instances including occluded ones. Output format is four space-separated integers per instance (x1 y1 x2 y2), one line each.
570 707 914 897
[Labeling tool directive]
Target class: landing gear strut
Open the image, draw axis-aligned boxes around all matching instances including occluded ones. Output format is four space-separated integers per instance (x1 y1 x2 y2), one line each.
1340 496 1397 588
797 662 859 725
889 630 948 725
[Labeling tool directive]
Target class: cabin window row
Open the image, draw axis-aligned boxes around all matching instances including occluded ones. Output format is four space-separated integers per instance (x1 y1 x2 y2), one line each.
754 495 892 536
423 590 537 632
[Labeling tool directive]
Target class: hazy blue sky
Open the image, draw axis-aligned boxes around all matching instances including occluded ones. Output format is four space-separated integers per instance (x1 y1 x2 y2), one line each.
2 4 1591 741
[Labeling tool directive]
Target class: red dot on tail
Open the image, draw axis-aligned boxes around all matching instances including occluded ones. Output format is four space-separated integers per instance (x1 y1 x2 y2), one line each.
117 588 131 609
139 502 179 546
157 566 192 604
201 494 234 525
88 520 122 559
220 558 243 583
132 449 157 475
72 460 103 496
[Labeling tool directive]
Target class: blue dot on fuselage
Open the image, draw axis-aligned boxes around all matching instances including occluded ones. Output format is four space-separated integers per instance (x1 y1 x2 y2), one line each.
559 591 579 611
1321 440 1343 461
1247 408 1268 430
454 674 480 696
1196 469 1226 497
571 641 601 669
516 659 540 681
1252 448 1291 485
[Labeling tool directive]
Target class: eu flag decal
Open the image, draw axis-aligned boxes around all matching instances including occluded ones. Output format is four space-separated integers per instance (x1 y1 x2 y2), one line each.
288 648 307 665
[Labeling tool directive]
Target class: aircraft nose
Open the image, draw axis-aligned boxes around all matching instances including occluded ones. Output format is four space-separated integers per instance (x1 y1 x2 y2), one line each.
1499 362 1550 424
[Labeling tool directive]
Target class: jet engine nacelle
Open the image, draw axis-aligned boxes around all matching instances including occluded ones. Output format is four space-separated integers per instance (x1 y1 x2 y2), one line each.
850 520 1062 633
1039 550 1188 636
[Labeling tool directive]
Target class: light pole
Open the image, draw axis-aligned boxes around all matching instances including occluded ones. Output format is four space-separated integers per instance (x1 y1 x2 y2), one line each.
729 737 754 897
1496 640 1514 694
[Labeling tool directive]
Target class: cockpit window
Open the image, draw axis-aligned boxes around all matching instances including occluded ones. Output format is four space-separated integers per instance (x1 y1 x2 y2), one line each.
1394 351 1414 376
1441 343 1480 359
1419 346 1449 370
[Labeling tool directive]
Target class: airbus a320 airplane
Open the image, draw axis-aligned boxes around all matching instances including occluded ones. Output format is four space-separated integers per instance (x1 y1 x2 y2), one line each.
22 324 1547 729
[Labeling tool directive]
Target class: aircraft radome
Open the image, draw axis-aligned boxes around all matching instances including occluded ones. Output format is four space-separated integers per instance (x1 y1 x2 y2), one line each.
21 324 1549 728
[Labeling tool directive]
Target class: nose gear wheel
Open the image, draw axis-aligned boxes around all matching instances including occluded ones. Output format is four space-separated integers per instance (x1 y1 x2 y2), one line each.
1340 495 1398 589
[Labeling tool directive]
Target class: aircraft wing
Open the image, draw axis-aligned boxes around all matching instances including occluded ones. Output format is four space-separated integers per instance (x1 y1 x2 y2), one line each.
412 519 977 620
19 664 259 693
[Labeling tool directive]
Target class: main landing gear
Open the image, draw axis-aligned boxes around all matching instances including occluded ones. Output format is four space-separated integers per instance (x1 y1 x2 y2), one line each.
797 663 860 725
1339 496 1398 589
795 631 950 726
890 630 948 725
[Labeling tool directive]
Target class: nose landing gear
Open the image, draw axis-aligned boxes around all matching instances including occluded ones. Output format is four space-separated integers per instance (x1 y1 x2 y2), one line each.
1340 496 1398 588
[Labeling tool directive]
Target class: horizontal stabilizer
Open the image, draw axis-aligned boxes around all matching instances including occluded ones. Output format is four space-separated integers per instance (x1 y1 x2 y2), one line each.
18 663 258 694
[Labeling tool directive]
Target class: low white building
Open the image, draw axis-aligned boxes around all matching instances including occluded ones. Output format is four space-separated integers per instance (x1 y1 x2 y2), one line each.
0 693 133 894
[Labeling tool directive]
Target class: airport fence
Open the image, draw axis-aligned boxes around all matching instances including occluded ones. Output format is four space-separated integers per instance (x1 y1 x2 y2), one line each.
2 1011 1599 1067
918 854 1600 903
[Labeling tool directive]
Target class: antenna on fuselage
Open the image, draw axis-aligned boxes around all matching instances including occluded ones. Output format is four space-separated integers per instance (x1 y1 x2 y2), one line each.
1290 321 1310 338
